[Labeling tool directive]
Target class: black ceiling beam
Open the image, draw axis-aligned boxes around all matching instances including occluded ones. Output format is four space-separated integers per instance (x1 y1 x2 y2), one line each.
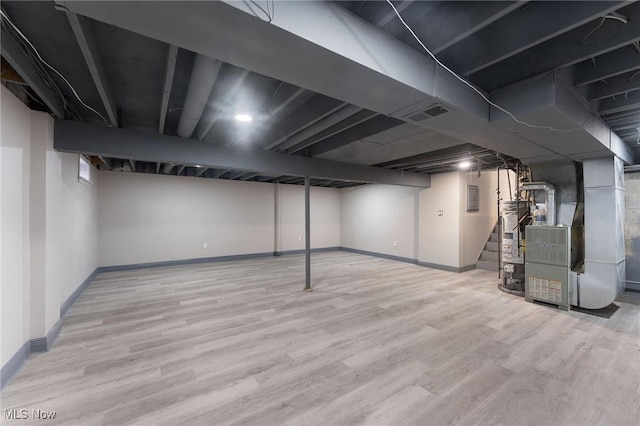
439 1 627 76
158 45 178 134
370 0 413 27
379 1 442 41
66 12 118 127
374 143 480 168
414 1 524 54
265 83 306 117
599 90 640 114
588 71 640 101
574 45 640 87
253 95 345 150
301 115 404 157
285 109 378 154
0 25 65 118
54 120 431 187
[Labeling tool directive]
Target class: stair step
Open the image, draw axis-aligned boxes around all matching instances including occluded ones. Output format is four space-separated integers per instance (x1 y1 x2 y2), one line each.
476 259 499 271
489 232 500 242
485 241 499 252
480 250 499 261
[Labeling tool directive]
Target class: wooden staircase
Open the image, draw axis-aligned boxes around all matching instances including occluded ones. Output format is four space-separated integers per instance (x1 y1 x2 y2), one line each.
476 222 500 271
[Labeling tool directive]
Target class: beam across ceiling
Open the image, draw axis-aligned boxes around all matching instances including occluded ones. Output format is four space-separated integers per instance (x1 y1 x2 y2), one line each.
54 120 431 187
65 12 118 127
416 1 525 54
574 45 640 87
599 90 640 114
438 1 627 76
159 44 178 134
471 2 640 91
1 25 65 118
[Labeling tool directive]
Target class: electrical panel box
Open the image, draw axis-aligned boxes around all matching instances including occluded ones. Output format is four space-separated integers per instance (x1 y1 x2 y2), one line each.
525 226 571 310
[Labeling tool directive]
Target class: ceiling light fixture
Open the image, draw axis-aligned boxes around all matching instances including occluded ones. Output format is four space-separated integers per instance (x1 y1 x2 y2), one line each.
235 114 253 122
459 161 471 169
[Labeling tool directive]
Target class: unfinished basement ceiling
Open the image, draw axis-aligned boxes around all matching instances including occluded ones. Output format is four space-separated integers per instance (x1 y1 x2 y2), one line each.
2 1 638 187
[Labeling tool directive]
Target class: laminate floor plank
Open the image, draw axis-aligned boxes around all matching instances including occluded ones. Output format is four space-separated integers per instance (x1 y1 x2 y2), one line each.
2 251 638 425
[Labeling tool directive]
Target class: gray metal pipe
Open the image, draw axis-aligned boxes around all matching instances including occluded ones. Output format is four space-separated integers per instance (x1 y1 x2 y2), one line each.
520 181 556 226
177 55 221 138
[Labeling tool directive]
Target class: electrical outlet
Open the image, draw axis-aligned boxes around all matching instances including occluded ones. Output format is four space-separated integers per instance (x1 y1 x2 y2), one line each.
393 241 397 247
203 242 208 249
437 210 444 216
297 236 301 241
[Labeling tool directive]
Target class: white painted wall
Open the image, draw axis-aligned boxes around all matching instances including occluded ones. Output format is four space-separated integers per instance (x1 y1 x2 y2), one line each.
459 171 499 267
419 173 461 268
97 173 341 267
341 170 501 270
41 114 99 331
277 184 340 252
1 86 31 367
1 87 99 370
340 184 418 259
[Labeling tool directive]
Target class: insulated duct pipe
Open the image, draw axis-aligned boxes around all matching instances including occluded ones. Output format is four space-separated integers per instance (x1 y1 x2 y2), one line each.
520 182 556 226
177 55 221 138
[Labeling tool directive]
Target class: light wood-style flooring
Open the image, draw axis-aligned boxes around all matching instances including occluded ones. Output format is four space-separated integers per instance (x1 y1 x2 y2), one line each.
2 251 639 425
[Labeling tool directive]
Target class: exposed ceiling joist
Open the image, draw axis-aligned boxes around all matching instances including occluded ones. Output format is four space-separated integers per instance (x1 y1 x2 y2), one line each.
158 44 178 134
472 2 640 90
574 45 640 87
90 155 112 170
425 1 525 54
373 0 413 27
212 169 228 179
253 95 345 149
303 115 405 157
589 72 640 101
54 120 431 187
265 83 306 117
266 104 363 151
599 90 640 114
176 165 185 175
195 167 208 177
285 109 377 154
0 24 65 118
66 12 117 127
239 172 259 181
440 1 628 76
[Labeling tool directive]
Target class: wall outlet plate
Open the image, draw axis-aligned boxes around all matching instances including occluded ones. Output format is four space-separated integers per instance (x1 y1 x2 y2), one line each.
437 210 444 216
203 242 208 249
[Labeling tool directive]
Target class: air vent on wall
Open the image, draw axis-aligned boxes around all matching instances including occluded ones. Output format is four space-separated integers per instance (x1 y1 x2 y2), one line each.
403 103 450 122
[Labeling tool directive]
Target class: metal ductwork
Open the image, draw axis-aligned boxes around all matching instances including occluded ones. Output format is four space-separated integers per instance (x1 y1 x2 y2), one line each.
578 156 626 309
527 157 625 309
520 182 556 226
177 54 221 138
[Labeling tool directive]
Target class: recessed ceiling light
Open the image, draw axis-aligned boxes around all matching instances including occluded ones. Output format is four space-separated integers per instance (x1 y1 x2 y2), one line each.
459 161 471 169
195 164 202 168
235 114 253 122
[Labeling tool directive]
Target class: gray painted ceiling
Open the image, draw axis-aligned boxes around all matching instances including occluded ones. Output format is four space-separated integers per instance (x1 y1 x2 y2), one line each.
2 0 639 187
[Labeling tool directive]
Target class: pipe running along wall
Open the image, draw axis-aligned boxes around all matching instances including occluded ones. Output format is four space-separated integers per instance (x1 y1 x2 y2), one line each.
520 182 556 226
